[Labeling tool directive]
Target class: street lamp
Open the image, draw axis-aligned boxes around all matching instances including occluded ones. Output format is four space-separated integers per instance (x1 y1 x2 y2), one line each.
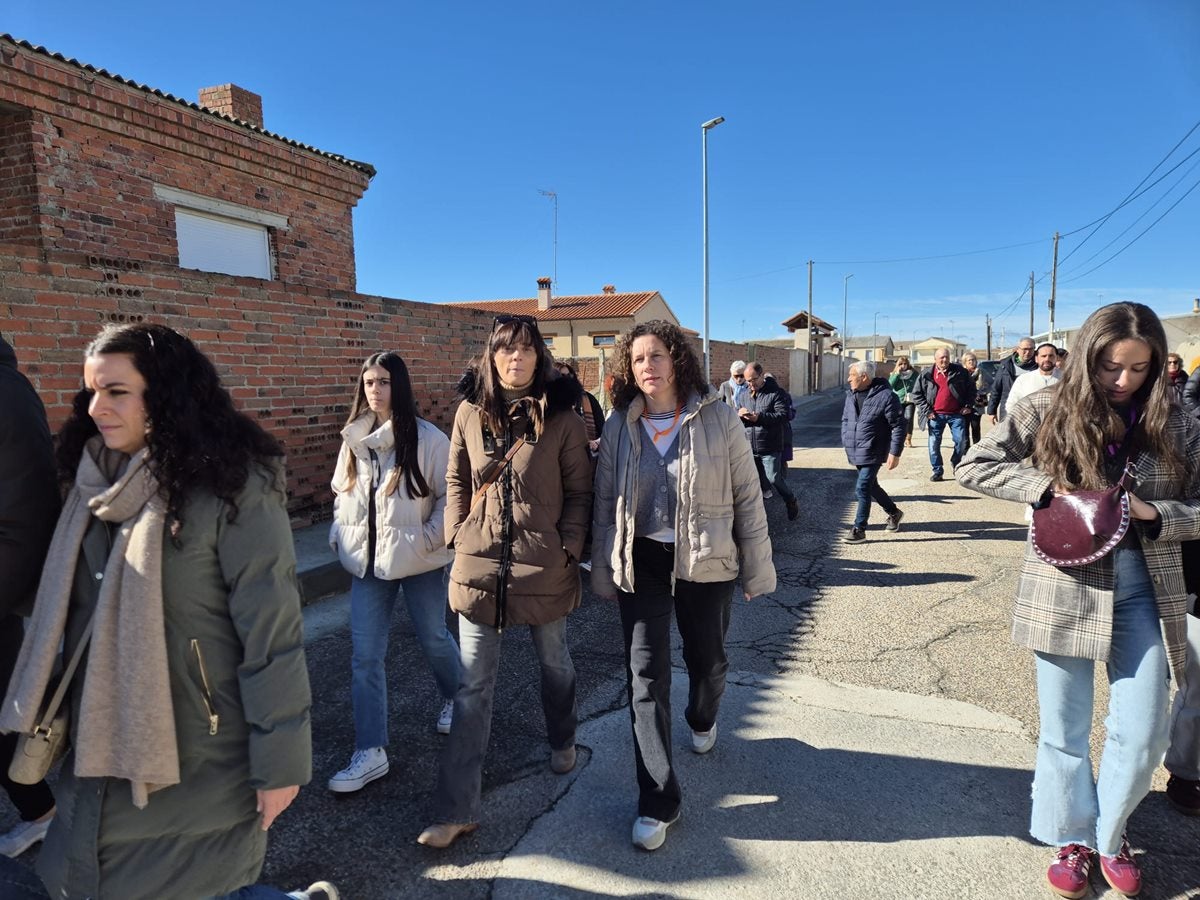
841 274 854 384
701 115 725 384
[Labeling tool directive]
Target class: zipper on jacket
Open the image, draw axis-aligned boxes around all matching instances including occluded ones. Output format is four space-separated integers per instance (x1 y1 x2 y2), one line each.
189 639 220 735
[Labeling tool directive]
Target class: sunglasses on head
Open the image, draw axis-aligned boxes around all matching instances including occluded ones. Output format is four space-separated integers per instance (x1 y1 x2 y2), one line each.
493 314 538 330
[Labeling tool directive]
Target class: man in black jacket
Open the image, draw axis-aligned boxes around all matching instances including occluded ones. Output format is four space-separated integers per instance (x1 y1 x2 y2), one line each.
0 332 59 858
739 362 799 520
986 337 1036 423
914 347 976 482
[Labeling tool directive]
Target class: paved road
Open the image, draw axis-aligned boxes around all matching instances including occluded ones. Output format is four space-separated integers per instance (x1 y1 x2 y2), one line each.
5 391 1199 898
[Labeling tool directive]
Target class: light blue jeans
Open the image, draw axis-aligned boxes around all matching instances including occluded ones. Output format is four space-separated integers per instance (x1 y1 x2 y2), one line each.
926 413 967 477
1030 545 1171 856
350 568 460 749
431 615 577 824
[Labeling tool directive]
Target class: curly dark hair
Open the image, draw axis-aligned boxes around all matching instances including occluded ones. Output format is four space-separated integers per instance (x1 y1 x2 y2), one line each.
342 351 430 498
56 323 285 534
607 320 710 409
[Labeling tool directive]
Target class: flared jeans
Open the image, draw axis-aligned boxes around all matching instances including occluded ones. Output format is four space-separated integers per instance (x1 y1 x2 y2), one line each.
1030 545 1171 856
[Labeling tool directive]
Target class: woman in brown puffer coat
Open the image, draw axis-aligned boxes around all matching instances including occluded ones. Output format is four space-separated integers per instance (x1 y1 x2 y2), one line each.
417 314 593 850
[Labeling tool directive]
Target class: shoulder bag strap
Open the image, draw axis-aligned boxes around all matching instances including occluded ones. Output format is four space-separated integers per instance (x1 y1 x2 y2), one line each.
33 612 96 734
469 437 526 515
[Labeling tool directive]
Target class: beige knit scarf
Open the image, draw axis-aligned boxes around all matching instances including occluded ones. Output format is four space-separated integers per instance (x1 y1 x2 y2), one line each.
0 437 179 808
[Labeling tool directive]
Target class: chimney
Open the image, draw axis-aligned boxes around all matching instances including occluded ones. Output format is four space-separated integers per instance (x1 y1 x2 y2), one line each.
602 284 616 294
537 277 552 311
1194 297 1199 314
198 84 264 129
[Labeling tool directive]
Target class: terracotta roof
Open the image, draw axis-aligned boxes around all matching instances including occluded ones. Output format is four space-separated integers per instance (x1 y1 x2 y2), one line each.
0 34 375 178
446 291 662 322
780 310 837 334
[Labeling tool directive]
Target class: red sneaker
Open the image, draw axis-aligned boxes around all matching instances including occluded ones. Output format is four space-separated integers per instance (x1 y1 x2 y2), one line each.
1099 835 1142 897
1046 843 1094 899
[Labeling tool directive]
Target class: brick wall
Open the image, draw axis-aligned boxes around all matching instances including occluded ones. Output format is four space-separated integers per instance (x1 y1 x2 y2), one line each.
0 109 37 245
702 338 792 392
2 244 491 525
0 39 371 292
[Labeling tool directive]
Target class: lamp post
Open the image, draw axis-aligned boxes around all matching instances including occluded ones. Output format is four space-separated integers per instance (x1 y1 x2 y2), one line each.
841 273 854 384
701 115 725 384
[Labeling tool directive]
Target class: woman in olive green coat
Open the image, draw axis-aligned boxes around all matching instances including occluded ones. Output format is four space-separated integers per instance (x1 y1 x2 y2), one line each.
0 324 328 900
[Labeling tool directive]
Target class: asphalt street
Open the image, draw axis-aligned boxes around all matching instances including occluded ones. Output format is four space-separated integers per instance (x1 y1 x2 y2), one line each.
4 390 1200 899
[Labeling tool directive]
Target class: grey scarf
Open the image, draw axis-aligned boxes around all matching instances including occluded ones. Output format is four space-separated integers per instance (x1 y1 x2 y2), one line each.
0 437 179 807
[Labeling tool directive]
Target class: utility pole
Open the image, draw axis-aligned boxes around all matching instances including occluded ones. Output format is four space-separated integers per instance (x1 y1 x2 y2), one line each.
986 315 992 360
538 189 558 287
1049 232 1060 344
1029 271 1035 337
807 259 814 395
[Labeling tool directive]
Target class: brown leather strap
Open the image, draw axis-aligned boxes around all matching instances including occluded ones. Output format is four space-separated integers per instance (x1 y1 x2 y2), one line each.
469 437 526 514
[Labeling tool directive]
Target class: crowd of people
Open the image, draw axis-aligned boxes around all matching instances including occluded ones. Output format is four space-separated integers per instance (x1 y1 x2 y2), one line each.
0 301 1198 899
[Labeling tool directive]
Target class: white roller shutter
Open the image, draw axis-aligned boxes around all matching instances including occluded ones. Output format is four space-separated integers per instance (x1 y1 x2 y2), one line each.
175 208 272 279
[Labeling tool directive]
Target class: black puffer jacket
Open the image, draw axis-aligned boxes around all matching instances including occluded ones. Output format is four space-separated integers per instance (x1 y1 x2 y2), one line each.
841 378 904 466
740 375 790 455
0 334 59 618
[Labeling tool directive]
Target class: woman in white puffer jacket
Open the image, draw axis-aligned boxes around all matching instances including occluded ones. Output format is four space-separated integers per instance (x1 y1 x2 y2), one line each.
327 351 460 794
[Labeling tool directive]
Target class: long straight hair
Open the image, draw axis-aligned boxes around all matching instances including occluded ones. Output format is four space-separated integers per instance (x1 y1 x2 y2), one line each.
1033 302 1184 490
477 317 552 438
343 351 430 498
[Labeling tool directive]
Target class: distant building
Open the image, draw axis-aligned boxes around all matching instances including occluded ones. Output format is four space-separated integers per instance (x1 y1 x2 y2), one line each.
447 279 687 360
842 334 895 363
908 336 967 365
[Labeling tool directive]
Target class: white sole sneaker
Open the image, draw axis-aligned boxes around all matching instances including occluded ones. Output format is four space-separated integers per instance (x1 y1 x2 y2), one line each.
632 814 678 851
436 700 454 735
691 723 717 754
327 750 390 793
0 817 51 857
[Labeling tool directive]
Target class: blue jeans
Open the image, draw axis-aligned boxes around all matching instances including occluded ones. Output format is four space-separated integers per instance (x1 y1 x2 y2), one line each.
926 413 967 477
215 887 291 899
853 464 899 530
350 568 460 749
1030 546 1171 856
755 452 795 504
431 615 577 823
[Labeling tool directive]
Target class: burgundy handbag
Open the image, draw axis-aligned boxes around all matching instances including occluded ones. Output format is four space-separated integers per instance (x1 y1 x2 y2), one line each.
1030 463 1135 568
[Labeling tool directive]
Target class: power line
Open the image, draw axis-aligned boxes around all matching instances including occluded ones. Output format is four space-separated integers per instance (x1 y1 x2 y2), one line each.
1059 174 1200 285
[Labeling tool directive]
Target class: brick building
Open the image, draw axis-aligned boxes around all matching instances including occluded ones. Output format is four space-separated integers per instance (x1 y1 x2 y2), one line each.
0 34 493 524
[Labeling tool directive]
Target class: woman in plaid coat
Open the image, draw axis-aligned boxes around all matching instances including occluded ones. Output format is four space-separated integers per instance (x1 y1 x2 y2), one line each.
958 302 1200 899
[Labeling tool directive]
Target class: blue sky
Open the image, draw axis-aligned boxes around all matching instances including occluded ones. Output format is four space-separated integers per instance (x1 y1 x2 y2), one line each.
7 1 1200 351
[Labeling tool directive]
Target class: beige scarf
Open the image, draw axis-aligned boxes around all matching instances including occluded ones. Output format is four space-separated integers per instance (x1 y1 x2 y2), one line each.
0 437 179 808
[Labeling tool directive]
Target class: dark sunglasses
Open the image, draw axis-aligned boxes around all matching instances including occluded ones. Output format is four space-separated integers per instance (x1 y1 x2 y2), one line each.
493 314 538 330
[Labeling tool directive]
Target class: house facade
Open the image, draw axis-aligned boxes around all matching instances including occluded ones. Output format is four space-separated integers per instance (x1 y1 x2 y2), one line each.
447 279 683 361
0 33 491 523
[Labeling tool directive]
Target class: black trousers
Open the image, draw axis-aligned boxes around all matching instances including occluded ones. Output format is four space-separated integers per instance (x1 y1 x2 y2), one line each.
0 614 55 821
617 537 734 821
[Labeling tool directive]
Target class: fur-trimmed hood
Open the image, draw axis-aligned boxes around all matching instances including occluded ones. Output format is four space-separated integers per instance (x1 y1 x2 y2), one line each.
454 365 584 416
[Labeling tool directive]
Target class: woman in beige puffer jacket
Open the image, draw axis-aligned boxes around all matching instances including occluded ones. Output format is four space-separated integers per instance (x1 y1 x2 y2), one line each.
326 352 460 796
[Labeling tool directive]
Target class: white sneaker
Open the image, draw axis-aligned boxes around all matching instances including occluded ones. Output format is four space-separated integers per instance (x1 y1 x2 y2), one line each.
436 700 454 735
327 747 388 793
632 814 678 851
287 882 340 900
691 723 717 754
0 816 51 857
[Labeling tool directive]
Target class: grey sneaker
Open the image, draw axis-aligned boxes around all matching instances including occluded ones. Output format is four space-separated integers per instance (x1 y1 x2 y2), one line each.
327 747 389 793
287 882 340 900
885 509 904 532
436 700 454 735
691 723 717 754
844 528 866 544
0 816 51 857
